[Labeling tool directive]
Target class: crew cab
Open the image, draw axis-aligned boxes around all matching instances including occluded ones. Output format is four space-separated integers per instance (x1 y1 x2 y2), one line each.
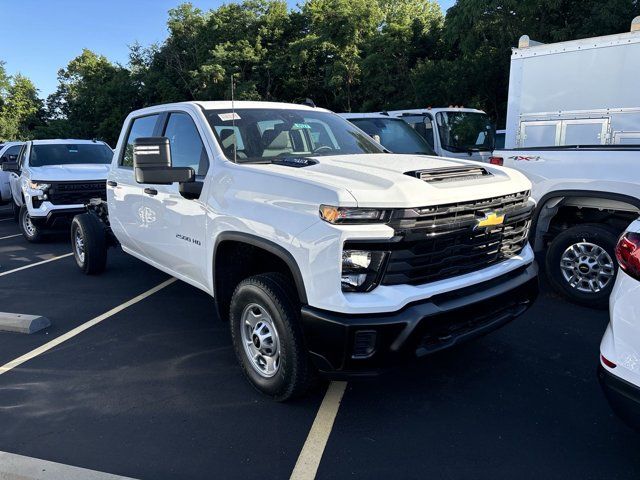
72 101 539 400
2 139 113 242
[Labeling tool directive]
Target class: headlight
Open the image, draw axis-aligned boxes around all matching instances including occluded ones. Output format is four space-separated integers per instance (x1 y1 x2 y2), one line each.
29 181 50 191
320 205 389 224
341 249 388 292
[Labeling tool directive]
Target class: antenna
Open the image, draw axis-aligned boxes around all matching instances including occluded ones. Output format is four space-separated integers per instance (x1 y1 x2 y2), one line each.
231 74 237 163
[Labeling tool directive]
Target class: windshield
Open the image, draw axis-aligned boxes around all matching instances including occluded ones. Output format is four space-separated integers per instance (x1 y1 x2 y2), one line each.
204 108 384 163
348 117 436 155
30 143 113 167
436 112 495 152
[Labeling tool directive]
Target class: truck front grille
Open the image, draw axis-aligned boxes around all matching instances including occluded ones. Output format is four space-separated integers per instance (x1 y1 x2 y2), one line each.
47 181 107 205
380 191 532 286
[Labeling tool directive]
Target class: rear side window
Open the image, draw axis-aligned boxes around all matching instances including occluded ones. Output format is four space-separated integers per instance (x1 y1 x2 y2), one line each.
121 114 159 167
163 112 209 175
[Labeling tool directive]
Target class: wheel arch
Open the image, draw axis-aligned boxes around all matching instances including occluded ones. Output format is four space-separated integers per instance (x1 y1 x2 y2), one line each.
532 190 640 251
212 232 308 321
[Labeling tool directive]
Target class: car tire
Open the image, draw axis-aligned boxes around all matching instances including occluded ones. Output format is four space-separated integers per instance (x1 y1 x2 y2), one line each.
19 205 43 243
12 200 19 222
71 213 107 275
229 272 311 401
546 224 619 309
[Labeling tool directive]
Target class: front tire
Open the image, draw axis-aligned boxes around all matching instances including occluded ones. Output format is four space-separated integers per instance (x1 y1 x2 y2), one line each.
12 200 20 222
229 273 311 401
71 213 107 275
546 224 618 309
19 205 43 243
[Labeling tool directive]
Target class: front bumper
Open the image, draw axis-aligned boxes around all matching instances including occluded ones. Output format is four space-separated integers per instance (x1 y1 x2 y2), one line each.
598 365 640 430
302 262 538 375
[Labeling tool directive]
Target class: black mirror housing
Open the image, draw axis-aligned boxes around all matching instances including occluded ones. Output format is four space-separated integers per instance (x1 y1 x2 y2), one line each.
1 161 19 173
133 137 195 185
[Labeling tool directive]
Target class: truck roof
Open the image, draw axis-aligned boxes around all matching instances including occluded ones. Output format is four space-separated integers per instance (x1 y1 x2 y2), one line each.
385 107 487 116
338 112 405 120
514 22 640 59
29 139 109 145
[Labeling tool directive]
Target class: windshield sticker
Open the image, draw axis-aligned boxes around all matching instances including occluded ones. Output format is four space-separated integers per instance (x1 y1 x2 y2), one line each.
218 112 241 122
293 123 312 130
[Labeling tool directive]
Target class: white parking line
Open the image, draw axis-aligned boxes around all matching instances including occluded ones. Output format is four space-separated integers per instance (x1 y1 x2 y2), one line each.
0 233 21 241
0 253 73 278
0 278 176 376
0 450 137 479
290 381 348 480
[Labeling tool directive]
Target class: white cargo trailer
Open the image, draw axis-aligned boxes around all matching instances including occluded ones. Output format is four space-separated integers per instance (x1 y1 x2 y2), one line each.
493 17 640 308
504 17 640 149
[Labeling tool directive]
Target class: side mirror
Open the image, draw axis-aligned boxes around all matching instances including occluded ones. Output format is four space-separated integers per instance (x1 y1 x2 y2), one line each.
133 137 194 185
1 161 19 173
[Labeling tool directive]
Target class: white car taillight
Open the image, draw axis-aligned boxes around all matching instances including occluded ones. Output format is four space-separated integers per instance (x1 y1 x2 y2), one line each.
615 232 640 281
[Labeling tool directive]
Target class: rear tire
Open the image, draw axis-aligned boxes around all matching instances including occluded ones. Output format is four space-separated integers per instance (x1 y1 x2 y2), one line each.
71 213 107 275
19 205 43 243
229 272 311 401
546 224 619 309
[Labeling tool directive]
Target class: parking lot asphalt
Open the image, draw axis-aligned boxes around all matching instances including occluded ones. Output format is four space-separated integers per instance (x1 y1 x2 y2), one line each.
0 204 639 479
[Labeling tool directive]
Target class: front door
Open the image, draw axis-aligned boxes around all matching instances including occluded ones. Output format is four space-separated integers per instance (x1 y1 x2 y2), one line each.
109 113 161 257
142 110 210 288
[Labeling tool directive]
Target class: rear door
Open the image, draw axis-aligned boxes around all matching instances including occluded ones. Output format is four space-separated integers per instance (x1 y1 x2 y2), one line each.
109 114 161 256
142 110 210 288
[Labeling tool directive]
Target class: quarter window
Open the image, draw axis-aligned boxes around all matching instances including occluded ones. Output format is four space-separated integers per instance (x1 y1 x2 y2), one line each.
163 113 209 175
121 114 160 167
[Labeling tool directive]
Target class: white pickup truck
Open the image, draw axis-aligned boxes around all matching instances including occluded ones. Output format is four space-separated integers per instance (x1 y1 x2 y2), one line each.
492 20 640 308
0 142 23 211
72 101 538 400
1 139 113 242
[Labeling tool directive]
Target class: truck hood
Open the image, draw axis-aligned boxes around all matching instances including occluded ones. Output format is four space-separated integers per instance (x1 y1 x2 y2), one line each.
28 164 110 182
262 154 532 208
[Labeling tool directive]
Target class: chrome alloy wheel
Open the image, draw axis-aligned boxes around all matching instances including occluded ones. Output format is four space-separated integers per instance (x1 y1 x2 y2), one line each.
560 241 615 293
240 303 281 378
74 229 85 263
22 212 36 237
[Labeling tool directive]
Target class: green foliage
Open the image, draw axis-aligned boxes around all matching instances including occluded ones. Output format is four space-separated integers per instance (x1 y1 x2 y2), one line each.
0 67 44 142
1 0 638 140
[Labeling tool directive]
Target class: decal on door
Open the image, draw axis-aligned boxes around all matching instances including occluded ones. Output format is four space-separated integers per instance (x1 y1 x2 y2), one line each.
176 233 202 246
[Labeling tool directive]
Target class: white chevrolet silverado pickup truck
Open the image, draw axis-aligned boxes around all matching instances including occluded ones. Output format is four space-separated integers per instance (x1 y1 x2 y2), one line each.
72 101 538 400
1 139 113 242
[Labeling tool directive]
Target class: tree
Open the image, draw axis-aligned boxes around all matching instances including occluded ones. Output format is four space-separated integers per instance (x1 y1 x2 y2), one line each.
0 69 44 141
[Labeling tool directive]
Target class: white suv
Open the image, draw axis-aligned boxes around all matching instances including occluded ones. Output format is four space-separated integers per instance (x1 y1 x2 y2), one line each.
72 101 539 400
599 218 640 429
2 139 113 242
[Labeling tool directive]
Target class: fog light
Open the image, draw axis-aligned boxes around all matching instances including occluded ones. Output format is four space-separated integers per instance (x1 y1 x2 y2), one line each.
352 330 377 359
341 249 388 292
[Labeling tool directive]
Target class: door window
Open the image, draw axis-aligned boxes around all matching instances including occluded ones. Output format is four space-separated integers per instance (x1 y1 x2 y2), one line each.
17 145 28 168
121 114 160 167
163 113 209 175
402 115 435 148
0 145 21 163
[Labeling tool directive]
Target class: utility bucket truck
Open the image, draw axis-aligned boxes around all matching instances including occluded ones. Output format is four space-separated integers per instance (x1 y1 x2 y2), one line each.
492 17 640 308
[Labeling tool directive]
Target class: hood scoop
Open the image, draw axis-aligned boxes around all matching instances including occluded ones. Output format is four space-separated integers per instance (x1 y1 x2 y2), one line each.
406 166 491 183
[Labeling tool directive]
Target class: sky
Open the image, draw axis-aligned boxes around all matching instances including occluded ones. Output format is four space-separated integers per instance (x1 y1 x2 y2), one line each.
0 0 456 99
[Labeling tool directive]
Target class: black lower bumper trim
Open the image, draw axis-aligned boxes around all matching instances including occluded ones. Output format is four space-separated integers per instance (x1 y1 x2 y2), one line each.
31 208 86 228
302 262 538 375
598 365 640 431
